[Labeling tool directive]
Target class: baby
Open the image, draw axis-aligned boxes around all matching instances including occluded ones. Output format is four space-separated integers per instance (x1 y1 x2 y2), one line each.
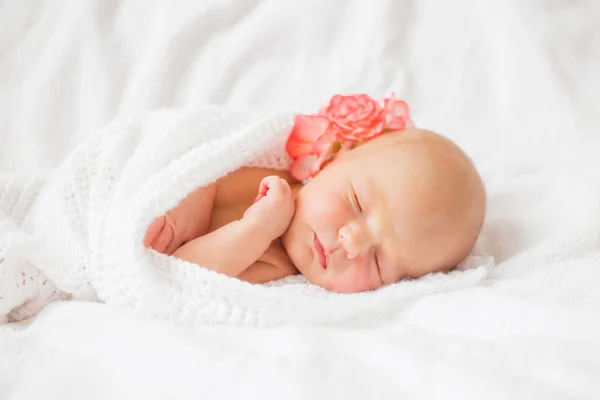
143 95 486 293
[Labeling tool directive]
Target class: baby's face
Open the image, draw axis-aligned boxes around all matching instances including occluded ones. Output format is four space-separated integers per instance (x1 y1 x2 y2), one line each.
282 129 485 293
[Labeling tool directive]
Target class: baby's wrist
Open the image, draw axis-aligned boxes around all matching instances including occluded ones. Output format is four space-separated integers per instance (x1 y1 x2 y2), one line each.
241 213 279 242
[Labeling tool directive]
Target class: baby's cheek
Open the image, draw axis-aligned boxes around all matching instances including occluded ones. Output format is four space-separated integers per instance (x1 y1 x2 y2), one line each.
308 200 347 228
328 262 378 293
284 217 313 265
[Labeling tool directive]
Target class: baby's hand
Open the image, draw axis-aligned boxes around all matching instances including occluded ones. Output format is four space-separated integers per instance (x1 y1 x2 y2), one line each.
243 176 295 238
143 184 216 255
144 214 181 255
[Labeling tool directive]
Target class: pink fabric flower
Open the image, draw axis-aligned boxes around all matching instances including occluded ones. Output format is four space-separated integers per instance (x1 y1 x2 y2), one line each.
286 93 415 180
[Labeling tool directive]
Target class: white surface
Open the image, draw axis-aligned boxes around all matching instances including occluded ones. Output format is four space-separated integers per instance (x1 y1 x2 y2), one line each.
1 0 600 398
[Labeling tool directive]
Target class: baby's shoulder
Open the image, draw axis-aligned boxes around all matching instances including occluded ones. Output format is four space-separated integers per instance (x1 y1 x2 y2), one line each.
214 167 293 208
238 240 298 284
260 240 297 274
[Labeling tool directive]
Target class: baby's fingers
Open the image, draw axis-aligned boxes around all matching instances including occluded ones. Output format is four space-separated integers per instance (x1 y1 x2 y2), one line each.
256 176 284 200
144 216 166 248
152 225 174 254
279 178 291 196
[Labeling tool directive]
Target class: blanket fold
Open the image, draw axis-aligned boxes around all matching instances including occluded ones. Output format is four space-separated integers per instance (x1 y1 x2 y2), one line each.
0 107 490 326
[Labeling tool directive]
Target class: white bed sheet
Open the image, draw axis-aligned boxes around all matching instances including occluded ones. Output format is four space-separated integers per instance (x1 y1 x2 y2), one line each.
1 0 600 398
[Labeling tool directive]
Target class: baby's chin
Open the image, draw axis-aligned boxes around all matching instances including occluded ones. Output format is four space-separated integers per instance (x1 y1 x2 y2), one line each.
288 254 337 291
320 279 379 294
303 267 381 293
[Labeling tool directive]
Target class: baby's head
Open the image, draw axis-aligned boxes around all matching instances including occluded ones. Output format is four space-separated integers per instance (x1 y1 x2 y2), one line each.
282 128 486 293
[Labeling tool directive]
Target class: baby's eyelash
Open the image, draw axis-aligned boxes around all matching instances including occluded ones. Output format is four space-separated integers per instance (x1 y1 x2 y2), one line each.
373 250 383 281
351 187 363 212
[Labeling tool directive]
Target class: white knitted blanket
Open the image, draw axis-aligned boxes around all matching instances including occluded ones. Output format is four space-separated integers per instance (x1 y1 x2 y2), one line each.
0 107 491 326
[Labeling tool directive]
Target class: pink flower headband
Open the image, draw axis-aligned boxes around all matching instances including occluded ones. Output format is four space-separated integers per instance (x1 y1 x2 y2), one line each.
285 93 415 180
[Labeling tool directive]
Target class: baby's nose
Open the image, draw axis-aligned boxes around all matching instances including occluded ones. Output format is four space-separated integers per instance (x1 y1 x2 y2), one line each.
338 223 373 259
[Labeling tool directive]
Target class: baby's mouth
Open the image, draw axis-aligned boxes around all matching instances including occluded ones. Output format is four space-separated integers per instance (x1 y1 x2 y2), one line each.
313 233 328 269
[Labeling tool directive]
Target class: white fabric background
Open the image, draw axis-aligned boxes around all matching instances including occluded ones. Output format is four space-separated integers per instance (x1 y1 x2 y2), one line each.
1 0 600 399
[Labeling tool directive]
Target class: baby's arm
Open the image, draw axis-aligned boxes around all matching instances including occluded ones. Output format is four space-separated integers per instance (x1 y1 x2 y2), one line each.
238 261 292 284
171 176 295 278
144 183 217 255
172 216 271 277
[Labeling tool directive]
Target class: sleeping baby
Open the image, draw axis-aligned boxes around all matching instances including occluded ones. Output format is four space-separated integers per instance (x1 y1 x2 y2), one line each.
143 94 486 293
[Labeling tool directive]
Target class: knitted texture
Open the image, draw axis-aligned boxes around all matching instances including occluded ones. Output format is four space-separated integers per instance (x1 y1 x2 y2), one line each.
0 107 491 326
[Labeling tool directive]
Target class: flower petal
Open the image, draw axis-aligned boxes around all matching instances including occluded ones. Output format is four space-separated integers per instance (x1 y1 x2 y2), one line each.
393 100 410 118
330 95 343 108
344 96 359 109
385 117 406 130
286 115 330 158
289 155 317 181
383 93 397 113
395 100 415 128
312 130 335 154
384 98 415 129
311 149 331 175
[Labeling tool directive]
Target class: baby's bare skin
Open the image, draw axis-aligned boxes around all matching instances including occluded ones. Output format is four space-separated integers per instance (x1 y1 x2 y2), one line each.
144 167 300 283
144 129 487 292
